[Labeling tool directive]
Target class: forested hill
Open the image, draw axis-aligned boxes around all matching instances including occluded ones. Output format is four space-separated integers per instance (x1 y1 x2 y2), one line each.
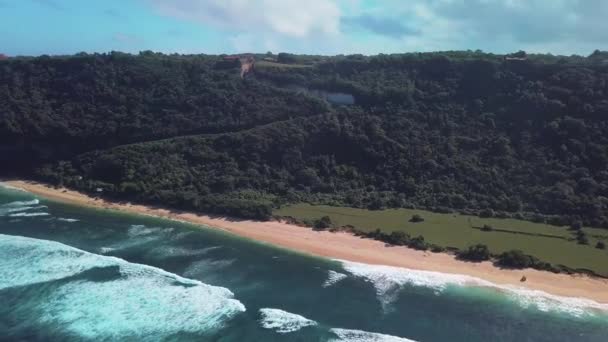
2 50 608 227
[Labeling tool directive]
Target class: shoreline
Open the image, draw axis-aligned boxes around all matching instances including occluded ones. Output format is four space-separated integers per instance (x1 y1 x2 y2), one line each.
3 179 608 304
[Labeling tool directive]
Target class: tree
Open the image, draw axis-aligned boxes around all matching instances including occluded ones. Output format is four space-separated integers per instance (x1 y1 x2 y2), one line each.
481 224 493 232
458 244 491 261
277 52 297 64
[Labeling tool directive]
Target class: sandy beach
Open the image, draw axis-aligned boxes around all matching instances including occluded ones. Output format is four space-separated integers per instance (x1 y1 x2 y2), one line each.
3 179 608 304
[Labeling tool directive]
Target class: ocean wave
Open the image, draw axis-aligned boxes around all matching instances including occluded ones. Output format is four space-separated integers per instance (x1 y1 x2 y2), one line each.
183 258 236 278
329 328 416 342
340 260 608 317
323 270 348 288
128 224 173 237
57 217 79 222
99 247 116 254
146 245 222 260
259 308 318 333
1 199 39 207
0 183 27 192
8 212 50 217
0 205 46 215
0 234 245 339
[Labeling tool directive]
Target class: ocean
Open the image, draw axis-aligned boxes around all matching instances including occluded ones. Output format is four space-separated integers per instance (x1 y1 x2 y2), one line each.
1 185 607 341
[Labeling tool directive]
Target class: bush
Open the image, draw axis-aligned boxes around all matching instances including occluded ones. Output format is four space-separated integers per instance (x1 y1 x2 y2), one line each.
481 224 493 232
388 231 411 245
496 250 537 269
596 241 606 249
277 52 298 64
430 245 446 253
313 215 333 230
479 208 494 218
409 214 424 223
458 244 491 261
570 221 583 231
576 230 589 245
409 235 428 250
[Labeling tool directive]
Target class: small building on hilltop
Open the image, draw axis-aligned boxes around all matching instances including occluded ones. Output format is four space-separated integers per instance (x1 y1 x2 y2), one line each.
215 54 255 78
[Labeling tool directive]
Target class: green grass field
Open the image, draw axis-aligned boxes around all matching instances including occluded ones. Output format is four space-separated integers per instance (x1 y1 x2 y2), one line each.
275 204 608 276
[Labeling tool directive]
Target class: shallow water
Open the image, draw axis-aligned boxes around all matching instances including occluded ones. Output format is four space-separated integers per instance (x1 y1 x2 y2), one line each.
0 185 607 341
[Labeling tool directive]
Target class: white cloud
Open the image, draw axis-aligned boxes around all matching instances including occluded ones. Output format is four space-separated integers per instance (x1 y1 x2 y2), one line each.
148 0 340 38
146 0 608 55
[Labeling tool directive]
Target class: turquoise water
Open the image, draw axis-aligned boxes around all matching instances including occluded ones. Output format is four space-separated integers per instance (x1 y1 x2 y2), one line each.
1 185 607 341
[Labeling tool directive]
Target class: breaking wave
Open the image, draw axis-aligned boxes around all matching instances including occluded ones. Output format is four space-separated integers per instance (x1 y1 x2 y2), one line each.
259 308 318 333
340 260 608 317
146 245 222 260
57 217 79 223
0 234 246 339
323 270 348 288
98 224 173 253
329 328 416 342
8 212 50 217
183 258 237 278
0 199 46 217
1 199 40 207
256 308 416 341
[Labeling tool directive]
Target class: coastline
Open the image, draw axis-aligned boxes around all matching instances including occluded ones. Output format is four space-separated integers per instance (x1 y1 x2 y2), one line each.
3 179 608 304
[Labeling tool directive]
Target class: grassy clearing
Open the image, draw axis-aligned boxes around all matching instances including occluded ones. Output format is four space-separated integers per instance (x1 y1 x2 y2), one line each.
275 204 608 276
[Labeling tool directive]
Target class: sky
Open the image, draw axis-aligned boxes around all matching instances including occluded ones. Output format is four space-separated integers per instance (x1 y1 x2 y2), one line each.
0 0 606 56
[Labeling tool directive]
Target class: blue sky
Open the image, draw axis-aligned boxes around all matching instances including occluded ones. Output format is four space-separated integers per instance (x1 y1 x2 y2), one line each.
1 0 606 56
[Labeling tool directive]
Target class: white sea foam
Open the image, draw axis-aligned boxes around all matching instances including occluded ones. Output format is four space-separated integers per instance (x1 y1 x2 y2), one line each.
1 199 39 207
128 224 173 237
146 245 222 259
0 183 27 192
183 258 237 278
99 247 116 254
323 270 348 287
0 205 47 216
0 234 246 338
340 260 608 317
8 212 50 217
259 308 317 333
57 217 79 223
329 328 416 342
0 234 117 290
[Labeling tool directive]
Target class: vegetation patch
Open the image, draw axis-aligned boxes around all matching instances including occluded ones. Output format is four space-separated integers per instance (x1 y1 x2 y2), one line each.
275 204 608 276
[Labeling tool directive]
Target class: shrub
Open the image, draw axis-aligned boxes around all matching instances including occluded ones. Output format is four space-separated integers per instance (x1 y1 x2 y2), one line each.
313 215 333 230
596 241 606 250
388 231 411 245
481 224 493 232
430 245 446 253
496 250 537 269
576 230 589 245
409 235 428 250
570 221 583 231
458 244 491 261
409 214 424 223
479 208 494 218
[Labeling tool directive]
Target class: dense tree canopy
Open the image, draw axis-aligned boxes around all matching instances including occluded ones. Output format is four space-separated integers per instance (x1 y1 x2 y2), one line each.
2 51 608 224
